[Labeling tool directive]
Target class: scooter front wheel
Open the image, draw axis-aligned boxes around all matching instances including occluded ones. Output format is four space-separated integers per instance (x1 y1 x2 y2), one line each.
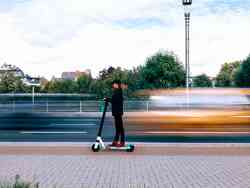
127 145 135 152
92 143 100 152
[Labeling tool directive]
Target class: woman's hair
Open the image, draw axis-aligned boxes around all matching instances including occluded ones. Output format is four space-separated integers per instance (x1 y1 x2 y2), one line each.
112 79 121 84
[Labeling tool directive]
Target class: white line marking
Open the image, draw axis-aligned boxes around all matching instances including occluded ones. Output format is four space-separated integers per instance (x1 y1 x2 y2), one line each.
49 123 96 126
58 119 97 121
20 131 88 134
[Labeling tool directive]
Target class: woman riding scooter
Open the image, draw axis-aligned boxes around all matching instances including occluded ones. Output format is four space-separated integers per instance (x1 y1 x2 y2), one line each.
105 80 125 147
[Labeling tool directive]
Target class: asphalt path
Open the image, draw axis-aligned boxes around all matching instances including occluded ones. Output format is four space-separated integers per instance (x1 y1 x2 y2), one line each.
0 112 113 142
0 112 250 143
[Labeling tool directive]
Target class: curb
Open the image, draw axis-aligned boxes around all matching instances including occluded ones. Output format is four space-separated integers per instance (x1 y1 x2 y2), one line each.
1 142 250 148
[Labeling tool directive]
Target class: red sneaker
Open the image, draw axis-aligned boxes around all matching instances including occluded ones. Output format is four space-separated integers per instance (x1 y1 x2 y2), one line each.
109 141 118 147
116 142 125 147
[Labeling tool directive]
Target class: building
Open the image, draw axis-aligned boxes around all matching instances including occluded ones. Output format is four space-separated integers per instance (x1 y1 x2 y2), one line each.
0 63 40 86
22 75 41 86
0 63 25 78
61 69 91 80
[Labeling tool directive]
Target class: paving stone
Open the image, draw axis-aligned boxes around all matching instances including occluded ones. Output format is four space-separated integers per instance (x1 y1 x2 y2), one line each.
1 154 250 188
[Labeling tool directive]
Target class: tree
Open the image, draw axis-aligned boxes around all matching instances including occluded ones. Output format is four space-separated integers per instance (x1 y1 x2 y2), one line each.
193 74 212 87
99 66 115 80
137 51 185 89
215 61 240 87
77 74 92 93
0 72 28 93
60 79 78 93
92 66 136 98
0 73 15 93
43 80 60 93
43 79 78 93
234 55 250 87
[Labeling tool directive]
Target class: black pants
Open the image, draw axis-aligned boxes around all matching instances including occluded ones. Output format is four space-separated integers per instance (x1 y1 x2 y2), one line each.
113 115 125 143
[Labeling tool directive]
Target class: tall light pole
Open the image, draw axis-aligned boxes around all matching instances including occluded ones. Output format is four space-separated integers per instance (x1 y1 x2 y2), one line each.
32 85 35 105
23 78 40 105
29 83 40 105
183 0 192 89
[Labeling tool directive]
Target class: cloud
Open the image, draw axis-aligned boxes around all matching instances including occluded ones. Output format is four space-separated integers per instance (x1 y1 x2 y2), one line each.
0 0 249 79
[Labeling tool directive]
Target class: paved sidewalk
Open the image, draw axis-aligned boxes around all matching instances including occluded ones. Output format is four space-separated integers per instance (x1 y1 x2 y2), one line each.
1 143 250 188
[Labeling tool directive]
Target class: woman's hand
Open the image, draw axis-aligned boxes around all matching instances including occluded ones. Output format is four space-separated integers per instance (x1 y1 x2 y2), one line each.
103 97 111 103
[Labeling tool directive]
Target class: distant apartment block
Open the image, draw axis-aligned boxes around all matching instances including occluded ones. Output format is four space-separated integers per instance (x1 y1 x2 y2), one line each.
61 69 91 80
0 63 40 86
0 63 25 78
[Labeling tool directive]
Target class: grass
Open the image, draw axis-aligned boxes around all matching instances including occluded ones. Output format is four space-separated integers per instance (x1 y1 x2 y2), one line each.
0 175 38 188
0 175 63 188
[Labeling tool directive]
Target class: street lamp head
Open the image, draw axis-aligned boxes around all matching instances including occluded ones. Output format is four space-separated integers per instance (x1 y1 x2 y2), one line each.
183 0 192 6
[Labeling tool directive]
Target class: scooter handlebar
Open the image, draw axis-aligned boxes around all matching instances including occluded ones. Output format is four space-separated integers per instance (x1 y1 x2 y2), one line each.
103 97 111 103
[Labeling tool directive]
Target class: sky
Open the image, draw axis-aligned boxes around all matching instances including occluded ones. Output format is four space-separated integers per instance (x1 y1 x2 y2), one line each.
0 0 249 79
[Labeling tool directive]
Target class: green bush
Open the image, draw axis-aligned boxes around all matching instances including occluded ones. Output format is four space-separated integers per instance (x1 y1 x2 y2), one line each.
0 175 38 188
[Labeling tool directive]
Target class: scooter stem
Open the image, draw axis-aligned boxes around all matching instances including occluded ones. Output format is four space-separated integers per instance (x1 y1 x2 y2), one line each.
97 100 109 137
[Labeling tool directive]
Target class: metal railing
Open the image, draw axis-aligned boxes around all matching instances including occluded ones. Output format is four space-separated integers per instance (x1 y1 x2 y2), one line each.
0 100 151 113
0 93 249 112
0 100 249 113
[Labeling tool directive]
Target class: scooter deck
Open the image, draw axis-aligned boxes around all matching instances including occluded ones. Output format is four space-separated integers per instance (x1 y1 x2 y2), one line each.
108 144 135 152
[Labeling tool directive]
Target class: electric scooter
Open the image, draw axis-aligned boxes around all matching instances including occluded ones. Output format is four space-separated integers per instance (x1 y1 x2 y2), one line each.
91 98 135 152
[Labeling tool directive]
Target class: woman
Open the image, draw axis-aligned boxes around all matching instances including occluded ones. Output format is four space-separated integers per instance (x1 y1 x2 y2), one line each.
106 79 125 147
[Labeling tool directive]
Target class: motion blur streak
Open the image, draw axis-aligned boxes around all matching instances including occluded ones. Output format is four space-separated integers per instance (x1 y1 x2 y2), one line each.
126 88 250 136
0 88 249 141
125 110 250 136
136 88 250 96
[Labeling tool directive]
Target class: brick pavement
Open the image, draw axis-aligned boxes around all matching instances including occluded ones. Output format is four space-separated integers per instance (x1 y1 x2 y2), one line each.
1 144 250 188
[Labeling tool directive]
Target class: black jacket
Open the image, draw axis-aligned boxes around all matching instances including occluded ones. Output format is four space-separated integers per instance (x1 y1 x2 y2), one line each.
110 89 123 116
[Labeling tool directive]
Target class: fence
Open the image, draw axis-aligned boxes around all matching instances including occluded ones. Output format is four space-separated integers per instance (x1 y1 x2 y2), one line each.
0 100 249 113
0 93 249 113
0 100 152 113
